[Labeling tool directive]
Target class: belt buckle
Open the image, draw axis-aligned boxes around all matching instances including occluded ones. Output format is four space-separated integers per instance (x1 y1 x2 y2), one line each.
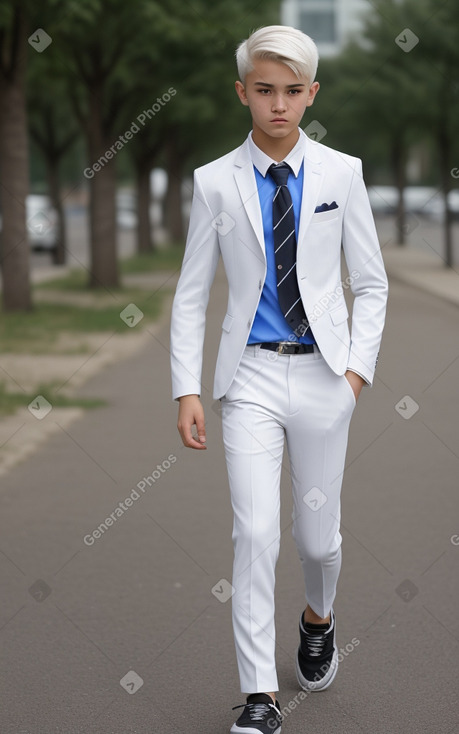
276 342 289 355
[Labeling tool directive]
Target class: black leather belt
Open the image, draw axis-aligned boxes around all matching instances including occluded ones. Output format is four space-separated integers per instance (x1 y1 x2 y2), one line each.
257 341 316 355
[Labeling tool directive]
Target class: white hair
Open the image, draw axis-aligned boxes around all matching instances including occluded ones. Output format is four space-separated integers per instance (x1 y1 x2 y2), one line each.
235 25 319 84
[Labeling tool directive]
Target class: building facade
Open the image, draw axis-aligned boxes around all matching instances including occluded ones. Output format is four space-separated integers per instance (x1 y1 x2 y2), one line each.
281 0 369 57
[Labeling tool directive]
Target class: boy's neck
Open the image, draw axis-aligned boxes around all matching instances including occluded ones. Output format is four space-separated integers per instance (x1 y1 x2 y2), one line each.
251 125 300 163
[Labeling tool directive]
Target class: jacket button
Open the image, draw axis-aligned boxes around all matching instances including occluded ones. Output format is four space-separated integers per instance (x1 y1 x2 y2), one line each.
247 320 251 329
258 280 262 289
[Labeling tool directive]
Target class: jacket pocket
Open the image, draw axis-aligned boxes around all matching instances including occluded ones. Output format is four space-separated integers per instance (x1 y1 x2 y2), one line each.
311 209 340 223
328 302 349 325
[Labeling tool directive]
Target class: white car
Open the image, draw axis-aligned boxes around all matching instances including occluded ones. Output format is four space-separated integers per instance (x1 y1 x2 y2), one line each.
0 194 59 254
367 185 399 215
117 190 137 230
367 184 459 220
26 194 59 252
419 188 459 221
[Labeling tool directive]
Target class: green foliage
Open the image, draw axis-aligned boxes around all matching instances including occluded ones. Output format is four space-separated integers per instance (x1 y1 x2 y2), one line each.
20 0 459 187
311 0 459 182
13 0 459 264
25 0 281 193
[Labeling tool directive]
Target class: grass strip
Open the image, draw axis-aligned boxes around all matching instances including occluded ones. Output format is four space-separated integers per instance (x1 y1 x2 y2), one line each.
0 382 106 417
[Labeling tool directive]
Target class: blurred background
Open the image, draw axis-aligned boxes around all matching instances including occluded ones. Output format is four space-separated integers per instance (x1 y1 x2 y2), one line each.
0 0 458 315
1 4 459 731
0 0 459 419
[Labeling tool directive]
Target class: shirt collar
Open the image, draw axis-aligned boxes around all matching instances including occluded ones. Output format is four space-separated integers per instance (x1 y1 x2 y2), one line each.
247 127 306 178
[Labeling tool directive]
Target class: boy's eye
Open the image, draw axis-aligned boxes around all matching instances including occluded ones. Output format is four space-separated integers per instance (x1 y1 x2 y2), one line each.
256 88 302 95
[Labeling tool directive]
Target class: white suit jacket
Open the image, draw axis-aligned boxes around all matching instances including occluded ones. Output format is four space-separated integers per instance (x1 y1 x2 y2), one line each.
170 129 388 401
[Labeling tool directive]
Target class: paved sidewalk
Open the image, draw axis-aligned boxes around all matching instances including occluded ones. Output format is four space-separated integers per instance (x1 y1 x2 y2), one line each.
382 243 459 307
0 258 458 733
0 268 173 477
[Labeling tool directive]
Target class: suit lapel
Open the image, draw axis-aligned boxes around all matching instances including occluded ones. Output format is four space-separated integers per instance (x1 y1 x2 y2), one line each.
233 134 324 258
297 138 323 251
234 141 265 257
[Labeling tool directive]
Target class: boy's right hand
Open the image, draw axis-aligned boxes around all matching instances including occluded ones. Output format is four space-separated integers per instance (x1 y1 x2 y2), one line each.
177 394 207 450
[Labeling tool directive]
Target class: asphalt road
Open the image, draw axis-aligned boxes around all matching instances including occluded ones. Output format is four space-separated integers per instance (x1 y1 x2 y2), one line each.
374 212 459 265
1 263 458 734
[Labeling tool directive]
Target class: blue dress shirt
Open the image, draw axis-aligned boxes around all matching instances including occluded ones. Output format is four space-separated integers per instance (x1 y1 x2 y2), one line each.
247 132 316 345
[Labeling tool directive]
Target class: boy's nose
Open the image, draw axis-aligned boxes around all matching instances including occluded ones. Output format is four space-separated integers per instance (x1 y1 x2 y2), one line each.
272 95 287 112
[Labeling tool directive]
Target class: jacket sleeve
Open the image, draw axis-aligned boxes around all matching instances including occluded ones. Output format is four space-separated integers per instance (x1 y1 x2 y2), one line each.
342 158 388 386
170 169 220 400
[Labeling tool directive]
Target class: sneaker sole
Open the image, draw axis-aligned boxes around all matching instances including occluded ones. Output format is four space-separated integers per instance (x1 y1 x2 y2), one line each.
295 647 339 691
230 725 281 734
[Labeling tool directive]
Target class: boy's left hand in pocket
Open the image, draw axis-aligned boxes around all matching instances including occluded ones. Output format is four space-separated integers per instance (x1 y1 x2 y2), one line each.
345 370 365 402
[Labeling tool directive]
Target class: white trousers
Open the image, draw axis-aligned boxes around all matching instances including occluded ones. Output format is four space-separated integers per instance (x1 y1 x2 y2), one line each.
220 343 356 693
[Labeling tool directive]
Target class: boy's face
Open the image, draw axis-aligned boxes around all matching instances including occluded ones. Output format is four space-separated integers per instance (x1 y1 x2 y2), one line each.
235 58 319 141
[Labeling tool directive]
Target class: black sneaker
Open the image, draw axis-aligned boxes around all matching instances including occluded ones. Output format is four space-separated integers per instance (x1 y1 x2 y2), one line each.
230 693 282 733
295 608 338 691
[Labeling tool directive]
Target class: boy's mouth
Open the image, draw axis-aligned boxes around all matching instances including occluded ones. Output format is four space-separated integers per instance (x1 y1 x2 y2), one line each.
271 118 288 122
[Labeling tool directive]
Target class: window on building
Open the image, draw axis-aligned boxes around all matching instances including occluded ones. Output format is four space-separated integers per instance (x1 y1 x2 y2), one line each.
298 0 337 44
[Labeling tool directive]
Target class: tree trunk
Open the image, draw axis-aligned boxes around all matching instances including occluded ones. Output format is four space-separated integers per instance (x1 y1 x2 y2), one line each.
88 154 118 287
46 154 67 265
438 129 453 268
164 133 184 244
136 162 154 253
392 138 406 246
0 6 32 311
87 88 119 288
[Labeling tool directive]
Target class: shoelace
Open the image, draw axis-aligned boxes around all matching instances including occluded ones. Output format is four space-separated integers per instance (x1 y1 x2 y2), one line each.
304 628 328 657
232 702 275 721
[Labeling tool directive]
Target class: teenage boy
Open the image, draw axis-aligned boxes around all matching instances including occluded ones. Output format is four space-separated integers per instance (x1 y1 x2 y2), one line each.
170 24 388 734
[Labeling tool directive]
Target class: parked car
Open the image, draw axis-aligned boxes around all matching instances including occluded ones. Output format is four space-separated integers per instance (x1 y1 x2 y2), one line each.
420 188 459 221
367 185 399 215
117 190 137 230
0 194 59 258
367 185 459 220
26 194 59 254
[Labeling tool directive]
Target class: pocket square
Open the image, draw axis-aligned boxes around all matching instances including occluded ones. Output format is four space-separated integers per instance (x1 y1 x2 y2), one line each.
314 201 338 213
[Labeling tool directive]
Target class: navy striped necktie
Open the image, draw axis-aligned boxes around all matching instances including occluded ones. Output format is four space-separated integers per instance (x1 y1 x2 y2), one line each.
268 162 309 337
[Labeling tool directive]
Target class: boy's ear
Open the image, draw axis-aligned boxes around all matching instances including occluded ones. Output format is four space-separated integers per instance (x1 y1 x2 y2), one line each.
235 80 249 107
306 81 320 108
